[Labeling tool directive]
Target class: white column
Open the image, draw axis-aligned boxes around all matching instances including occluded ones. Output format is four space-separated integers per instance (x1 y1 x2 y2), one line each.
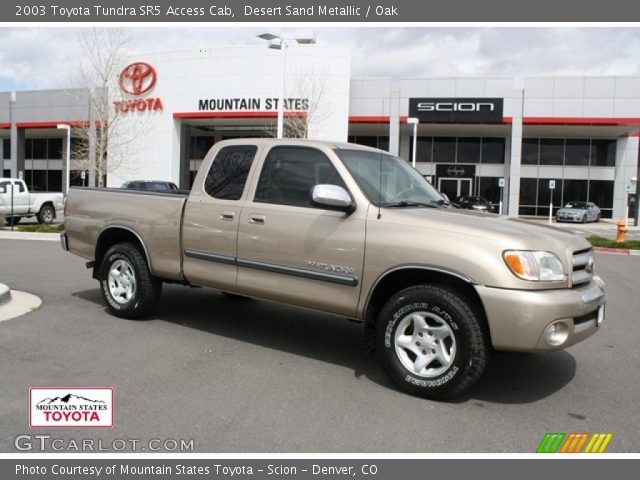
507 88 524 217
388 87 400 155
612 135 639 220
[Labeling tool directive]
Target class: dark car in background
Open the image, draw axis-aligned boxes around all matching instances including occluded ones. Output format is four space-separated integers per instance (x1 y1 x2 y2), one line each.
556 201 601 223
121 180 180 192
455 195 495 213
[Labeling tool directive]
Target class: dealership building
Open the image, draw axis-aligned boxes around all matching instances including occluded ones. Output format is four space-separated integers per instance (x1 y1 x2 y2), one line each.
1 44 639 220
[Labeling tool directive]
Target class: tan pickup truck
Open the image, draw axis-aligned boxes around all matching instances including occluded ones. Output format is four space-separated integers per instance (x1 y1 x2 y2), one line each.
62 139 605 399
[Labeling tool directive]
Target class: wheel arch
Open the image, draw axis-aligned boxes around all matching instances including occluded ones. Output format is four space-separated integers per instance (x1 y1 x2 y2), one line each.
362 266 490 351
93 226 153 279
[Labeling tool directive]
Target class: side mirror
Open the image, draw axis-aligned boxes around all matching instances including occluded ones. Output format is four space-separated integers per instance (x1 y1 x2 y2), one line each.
311 184 355 214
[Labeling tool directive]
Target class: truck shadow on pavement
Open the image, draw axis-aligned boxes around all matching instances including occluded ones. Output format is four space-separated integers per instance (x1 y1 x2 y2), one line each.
73 285 576 405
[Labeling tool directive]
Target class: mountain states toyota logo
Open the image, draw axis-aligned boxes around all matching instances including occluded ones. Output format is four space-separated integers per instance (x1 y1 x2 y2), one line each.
29 387 114 428
119 62 157 95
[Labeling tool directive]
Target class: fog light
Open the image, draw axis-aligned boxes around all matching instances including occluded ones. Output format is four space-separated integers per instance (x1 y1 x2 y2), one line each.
545 322 569 346
597 304 605 326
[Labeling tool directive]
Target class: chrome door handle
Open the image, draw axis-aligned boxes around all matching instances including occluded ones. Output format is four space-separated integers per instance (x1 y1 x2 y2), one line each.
220 212 235 221
248 214 265 225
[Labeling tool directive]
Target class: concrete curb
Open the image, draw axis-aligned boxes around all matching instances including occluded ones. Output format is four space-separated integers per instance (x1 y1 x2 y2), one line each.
0 283 10 306
0 231 60 242
593 246 640 256
0 289 43 322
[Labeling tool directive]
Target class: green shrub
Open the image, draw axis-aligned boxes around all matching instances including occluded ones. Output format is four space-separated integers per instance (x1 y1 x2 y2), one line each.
586 235 640 250
17 224 65 233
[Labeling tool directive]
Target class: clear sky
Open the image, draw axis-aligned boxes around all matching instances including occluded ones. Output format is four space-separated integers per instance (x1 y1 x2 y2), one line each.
1 27 640 91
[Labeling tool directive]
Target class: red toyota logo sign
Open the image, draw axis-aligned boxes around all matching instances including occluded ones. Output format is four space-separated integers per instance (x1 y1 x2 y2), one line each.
119 62 157 96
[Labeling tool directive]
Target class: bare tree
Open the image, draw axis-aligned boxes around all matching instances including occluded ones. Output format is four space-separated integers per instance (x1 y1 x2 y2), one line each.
68 28 146 187
283 67 332 139
261 68 332 139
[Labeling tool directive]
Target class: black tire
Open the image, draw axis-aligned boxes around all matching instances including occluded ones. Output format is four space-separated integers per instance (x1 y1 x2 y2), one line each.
99 242 161 319
37 204 55 224
5 216 20 226
581 214 587 224
222 291 251 301
596 213 601 223
376 285 489 400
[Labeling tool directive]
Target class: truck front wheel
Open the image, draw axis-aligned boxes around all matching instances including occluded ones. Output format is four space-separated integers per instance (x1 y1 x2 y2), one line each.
376 285 489 400
99 242 161 319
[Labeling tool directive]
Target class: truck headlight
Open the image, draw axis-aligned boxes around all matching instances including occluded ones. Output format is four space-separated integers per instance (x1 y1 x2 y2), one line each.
503 250 566 282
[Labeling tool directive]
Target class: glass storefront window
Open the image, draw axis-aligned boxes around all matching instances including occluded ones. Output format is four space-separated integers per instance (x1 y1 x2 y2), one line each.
564 140 591 166
407 137 432 162
456 137 481 164
2 139 9 159
539 139 564 165
562 179 588 203
589 180 614 209
481 138 505 164
521 138 539 165
48 138 63 159
477 176 501 204
591 140 616 167
348 136 390 152
433 137 456 163
519 178 537 206
537 178 562 209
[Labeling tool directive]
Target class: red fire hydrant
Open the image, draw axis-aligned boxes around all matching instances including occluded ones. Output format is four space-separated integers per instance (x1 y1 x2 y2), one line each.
616 220 629 243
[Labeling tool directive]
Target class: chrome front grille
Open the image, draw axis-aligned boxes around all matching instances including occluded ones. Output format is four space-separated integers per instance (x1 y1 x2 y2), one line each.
572 248 594 287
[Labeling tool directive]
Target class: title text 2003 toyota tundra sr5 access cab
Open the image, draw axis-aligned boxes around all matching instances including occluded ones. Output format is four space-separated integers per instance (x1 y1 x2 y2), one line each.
62 139 605 399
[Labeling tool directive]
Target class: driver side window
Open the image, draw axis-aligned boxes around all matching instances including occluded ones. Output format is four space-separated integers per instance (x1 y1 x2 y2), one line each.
254 147 347 208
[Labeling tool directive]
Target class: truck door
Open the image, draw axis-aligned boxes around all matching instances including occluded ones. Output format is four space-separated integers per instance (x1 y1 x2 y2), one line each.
1 180 30 214
236 146 366 317
182 144 259 291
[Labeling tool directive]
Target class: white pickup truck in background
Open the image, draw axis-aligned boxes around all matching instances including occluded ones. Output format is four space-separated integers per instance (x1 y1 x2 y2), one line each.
0 178 64 225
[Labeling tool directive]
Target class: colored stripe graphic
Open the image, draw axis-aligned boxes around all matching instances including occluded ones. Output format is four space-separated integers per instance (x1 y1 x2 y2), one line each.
560 433 589 453
537 433 566 453
537 433 613 453
584 433 613 453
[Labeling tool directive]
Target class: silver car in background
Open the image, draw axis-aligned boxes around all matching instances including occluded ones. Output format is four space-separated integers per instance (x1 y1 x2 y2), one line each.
556 201 601 223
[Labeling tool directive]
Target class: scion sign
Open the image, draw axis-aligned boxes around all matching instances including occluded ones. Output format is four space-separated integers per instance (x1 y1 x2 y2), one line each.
409 98 504 123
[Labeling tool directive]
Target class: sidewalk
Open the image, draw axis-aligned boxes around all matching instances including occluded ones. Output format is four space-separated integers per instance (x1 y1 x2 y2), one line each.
0 230 60 242
526 218 640 231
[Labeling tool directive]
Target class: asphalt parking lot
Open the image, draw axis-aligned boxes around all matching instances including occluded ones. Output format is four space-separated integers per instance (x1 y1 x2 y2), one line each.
0 237 639 453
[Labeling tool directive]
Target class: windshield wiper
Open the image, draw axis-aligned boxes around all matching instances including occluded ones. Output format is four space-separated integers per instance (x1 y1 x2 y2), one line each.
381 201 439 208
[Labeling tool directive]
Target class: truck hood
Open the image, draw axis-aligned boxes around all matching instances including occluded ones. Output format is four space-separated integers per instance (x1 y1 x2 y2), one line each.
379 207 591 255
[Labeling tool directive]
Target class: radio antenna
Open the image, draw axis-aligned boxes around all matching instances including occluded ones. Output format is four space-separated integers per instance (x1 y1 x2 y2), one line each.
377 100 383 220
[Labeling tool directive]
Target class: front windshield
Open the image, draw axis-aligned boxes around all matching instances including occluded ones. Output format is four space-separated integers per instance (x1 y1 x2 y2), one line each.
565 202 587 209
335 149 445 207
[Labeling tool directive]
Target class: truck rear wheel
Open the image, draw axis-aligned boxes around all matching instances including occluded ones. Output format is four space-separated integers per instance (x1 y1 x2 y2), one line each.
37 204 55 224
99 242 161 319
376 284 488 400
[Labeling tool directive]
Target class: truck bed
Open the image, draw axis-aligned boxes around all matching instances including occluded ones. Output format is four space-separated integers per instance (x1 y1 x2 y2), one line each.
64 187 188 281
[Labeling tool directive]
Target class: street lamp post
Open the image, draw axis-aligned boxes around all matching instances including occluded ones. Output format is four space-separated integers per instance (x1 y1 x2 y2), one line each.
407 117 419 168
57 124 71 195
258 31 316 139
